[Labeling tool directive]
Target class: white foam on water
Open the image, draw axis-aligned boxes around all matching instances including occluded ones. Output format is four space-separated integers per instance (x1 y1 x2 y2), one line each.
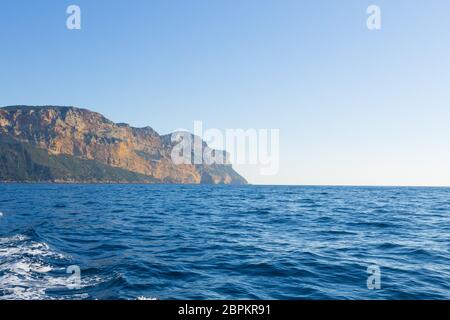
137 296 158 300
0 234 107 300
0 234 28 244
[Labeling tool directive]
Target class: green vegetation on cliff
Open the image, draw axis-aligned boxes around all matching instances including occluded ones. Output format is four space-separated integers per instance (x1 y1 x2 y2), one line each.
0 105 247 184
0 138 157 183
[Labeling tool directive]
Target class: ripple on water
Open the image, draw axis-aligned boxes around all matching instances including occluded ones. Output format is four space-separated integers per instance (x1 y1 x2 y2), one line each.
1 185 450 300
0 233 115 300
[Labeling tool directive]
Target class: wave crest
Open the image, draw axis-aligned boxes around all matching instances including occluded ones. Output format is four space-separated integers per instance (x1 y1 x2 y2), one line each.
0 234 105 300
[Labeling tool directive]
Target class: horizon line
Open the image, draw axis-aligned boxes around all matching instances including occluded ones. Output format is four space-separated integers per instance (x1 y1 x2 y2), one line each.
1 182 449 188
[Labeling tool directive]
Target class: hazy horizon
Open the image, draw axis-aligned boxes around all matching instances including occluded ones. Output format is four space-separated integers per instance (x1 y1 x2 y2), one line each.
1 0 450 186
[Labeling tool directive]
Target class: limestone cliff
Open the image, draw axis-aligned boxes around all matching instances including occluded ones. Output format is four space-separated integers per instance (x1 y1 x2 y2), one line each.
0 106 247 184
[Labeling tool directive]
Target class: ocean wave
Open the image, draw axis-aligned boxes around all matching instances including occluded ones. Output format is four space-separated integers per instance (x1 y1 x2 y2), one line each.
137 296 158 300
2 185 450 299
0 234 106 300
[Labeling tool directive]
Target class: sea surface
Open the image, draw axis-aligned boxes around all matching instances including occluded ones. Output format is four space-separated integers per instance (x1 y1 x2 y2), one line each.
0 184 449 300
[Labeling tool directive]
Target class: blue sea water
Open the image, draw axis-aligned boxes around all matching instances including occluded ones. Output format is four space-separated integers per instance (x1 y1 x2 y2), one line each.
0 184 449 300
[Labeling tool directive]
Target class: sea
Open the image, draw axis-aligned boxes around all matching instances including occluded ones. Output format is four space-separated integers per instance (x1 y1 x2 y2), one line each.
0 184 449 300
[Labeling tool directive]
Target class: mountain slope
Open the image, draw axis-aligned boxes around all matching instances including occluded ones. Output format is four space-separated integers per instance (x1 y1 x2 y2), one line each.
0 106 247 184
0 138 157 183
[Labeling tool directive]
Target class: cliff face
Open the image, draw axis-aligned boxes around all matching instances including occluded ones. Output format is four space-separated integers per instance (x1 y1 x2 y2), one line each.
0 106 247 184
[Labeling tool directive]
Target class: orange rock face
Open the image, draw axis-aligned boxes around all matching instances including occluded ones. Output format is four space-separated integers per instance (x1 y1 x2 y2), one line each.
0 106 247 184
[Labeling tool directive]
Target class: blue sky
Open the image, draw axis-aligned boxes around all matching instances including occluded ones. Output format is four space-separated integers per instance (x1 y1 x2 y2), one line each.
1 0 450 185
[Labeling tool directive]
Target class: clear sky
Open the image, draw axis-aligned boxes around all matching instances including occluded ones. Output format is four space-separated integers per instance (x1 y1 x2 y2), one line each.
1 0 450 186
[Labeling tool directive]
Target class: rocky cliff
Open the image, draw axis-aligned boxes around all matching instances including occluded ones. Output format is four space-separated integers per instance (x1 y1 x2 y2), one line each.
0 106 247 184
